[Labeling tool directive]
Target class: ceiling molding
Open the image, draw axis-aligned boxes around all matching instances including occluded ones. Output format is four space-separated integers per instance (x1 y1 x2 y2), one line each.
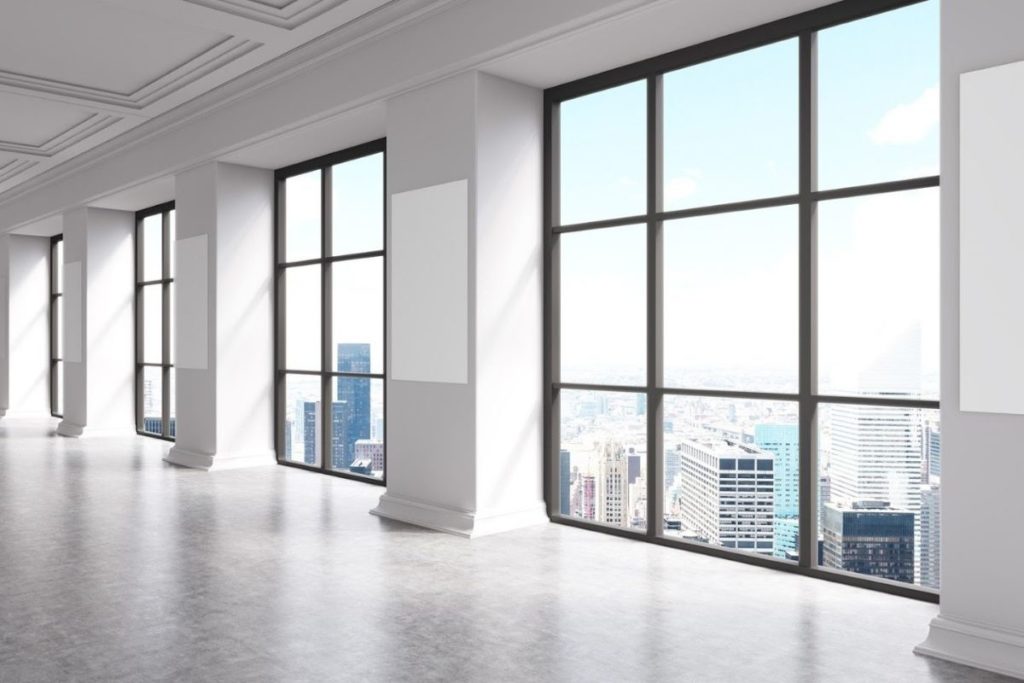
0 159 38 185
0 114 121 158
183 0 352 29
0 36 261 110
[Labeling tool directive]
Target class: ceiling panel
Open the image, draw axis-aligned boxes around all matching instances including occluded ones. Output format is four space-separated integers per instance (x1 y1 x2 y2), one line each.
0 91 91 148
0 0 230 95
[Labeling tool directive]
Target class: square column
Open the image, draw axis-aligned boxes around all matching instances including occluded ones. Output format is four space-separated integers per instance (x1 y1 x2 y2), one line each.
56 208 134 437
165 162 274 470
0 234 51 418
371 72 546 537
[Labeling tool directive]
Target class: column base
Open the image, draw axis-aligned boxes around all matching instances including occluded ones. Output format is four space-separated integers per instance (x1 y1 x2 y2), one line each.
370 493 547 538
56 421 134 438
165 445 275 471
915 615 1024 679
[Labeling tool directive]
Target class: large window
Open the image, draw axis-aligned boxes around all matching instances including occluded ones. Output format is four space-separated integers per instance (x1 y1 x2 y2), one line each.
50 234 63 418
546 0 939 598
135 203 175 440
274 140 386 483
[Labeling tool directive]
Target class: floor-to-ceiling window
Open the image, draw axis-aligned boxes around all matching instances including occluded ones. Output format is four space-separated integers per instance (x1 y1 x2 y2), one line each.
50 234 63 418
135 203 176 440
274 140 386 483
546 0 939 598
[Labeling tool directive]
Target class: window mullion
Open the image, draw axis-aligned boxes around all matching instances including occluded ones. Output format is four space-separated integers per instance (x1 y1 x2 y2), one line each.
646 74 663 539
798 30 818 570
321 166 333 472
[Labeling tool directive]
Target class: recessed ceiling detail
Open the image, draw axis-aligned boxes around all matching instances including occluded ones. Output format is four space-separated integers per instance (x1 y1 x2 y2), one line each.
0 114 121 158
0 159 39 185
182 0 352 29
0 37 260 111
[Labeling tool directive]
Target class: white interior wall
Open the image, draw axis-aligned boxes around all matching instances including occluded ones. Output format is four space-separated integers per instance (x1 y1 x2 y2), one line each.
4 235 50 416
915 0 1024 678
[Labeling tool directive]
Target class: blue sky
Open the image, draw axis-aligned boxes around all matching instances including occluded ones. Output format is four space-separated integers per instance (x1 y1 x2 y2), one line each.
558 0 939 397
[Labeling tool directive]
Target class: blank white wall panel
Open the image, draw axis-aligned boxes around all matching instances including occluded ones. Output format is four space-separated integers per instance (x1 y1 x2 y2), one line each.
391 179 469 384
175 235 208 370
960 59 1024 414
64 261 82 364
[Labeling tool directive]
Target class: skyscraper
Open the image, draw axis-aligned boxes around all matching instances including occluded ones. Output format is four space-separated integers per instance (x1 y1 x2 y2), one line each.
334 343 371 470
755 422 799 559
821 501 914 583
302 400 320 465
355 439 384 475
559 449 571 515
598 440 630 528
676 435 774 555
924 420 941 481
919 483 941 590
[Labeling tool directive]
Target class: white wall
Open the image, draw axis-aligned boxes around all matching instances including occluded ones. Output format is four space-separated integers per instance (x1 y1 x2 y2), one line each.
3 235 50 416
373 71 545 536
58 208 134 436
916 1 1024 677
474 73 544 516
169 161 274 469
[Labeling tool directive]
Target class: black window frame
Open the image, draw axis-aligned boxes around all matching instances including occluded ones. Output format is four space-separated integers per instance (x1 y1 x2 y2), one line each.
49 234 63 419
273 138 387 486
544 0 939 601
135 202 175 441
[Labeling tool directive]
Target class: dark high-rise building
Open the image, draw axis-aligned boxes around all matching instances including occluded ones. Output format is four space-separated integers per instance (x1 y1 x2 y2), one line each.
821 501 914 583
303 401 319 465
627 450 641 486
334 343 371 470
559 449 571 515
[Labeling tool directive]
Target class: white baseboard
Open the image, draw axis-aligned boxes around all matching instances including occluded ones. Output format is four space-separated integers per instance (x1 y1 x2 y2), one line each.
164 445 275 471
370 493 548 538
915 615 1024 680
56 420 135 438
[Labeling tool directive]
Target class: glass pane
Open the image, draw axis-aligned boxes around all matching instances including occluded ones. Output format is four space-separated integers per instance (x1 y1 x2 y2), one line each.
142 214 162 281
55 297 63 359
560 225 645 386
663 396 799 559
168 210 176 277
817 188 938 398
168 371 176 439
54 361 63 416
283 374 322 466
332 257 383 376
818 404 940 588
817 1 939 189
664 39 797 210
54 240 63 293
142 285 162 365
332 153 383 256
285 265 321 371
664 206 797 392
559 80 646 225
142 367 162 434
329 377 383 479
284 170 322 262
558 389 647 531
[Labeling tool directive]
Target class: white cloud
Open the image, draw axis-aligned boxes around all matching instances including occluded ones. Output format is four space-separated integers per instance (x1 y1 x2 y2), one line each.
868 85 939 145
665 176 698 203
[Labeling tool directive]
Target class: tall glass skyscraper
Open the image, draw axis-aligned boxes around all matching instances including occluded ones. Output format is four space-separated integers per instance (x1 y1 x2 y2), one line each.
755 422 799 559
334 343 371 470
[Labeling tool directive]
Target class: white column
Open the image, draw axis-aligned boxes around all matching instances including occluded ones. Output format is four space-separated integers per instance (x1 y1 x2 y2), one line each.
56 208 134 437
166 162 274 470
915 1 1024 678
371 71 546 537
0 234 50 418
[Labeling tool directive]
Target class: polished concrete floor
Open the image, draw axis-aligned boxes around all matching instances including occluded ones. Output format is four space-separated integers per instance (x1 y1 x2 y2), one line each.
0 418 1008 682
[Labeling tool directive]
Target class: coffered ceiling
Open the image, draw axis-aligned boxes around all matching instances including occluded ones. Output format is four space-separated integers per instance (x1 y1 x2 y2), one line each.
0 0 441 196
